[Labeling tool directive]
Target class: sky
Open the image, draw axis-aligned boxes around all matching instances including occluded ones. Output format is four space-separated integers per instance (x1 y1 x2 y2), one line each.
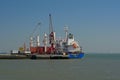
0 0 120 53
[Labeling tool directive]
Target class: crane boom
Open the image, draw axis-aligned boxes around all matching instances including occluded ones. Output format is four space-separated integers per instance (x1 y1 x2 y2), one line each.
49 14 53 33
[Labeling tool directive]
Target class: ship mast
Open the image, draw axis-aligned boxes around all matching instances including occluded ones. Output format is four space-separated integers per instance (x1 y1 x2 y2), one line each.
64 26 68 42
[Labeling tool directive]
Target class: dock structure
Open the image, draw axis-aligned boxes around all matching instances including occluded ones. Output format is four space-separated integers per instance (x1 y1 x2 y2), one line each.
0 54 70 59
0 54 28 59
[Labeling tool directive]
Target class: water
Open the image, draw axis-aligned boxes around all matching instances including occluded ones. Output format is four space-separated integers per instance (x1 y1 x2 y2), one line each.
0 54 120 80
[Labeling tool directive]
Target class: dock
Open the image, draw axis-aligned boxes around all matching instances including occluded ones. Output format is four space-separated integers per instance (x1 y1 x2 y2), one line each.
0 54 28 59
0 54 70 59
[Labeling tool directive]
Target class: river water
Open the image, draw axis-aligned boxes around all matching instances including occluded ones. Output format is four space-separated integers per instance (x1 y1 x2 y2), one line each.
0 54 120 80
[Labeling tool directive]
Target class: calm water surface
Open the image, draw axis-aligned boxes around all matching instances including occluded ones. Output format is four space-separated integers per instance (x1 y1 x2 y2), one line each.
0 54 120 80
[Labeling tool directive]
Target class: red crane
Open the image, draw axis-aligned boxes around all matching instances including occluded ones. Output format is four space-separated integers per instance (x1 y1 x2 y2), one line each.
49 14 56 53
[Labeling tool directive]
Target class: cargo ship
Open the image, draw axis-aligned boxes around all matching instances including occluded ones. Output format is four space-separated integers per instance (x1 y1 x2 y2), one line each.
0 14 84 59
29 14 84 59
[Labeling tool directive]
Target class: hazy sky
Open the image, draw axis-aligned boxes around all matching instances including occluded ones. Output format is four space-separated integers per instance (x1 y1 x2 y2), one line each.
0 0 120 53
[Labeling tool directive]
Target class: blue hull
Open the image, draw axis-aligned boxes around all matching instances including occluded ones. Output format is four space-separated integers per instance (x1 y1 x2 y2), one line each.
68 52 84 59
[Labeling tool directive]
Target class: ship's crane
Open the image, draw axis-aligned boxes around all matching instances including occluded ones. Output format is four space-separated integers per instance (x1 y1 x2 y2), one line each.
49 14 56 48
30 22 41 47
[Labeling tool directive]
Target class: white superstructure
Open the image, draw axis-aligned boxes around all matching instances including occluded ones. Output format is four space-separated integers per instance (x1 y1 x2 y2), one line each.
55 27 82 53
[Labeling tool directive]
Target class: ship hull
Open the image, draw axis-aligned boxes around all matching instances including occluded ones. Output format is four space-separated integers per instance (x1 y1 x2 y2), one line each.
30 52 84 59
68 52 84 59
